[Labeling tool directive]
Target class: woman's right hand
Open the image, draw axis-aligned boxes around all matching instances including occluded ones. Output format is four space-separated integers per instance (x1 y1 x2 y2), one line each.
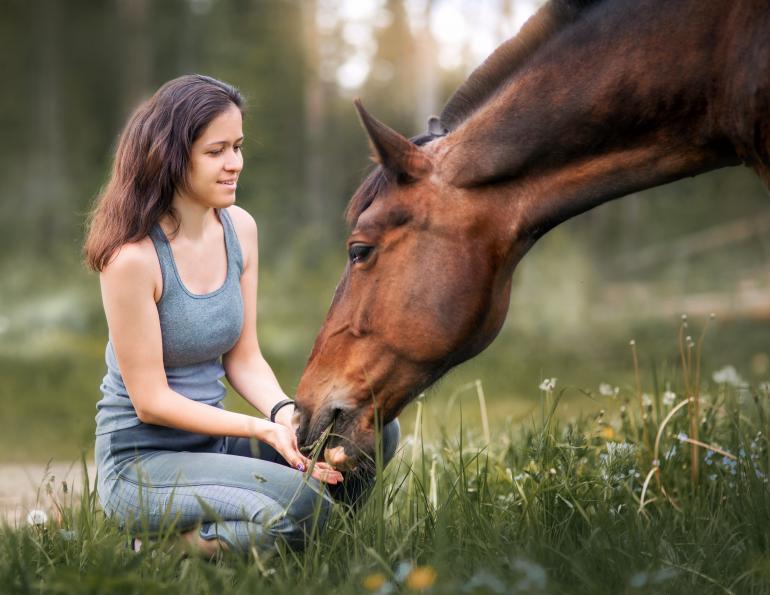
265 423 344 485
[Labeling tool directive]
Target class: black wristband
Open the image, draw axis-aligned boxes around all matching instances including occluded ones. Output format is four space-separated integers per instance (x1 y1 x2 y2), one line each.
270 399 295 423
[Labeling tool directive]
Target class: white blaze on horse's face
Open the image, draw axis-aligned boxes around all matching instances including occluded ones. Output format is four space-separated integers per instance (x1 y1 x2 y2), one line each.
294 102 517 469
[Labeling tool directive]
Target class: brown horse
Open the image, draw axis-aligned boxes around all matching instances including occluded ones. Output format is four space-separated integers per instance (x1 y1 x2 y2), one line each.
294 0 770 470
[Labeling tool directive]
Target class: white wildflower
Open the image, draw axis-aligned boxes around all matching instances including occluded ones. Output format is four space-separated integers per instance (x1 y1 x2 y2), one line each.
676 432 689 443
641 394 653 408
539 378 557 392
606 441 637 458
394 561 413 583
712 365 746 387
599 383 619 397
26 509 48 526
662 390 676 406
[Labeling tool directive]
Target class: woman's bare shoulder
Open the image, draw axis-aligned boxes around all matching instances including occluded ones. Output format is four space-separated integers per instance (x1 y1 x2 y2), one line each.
100 237 162 297
225 205 257 239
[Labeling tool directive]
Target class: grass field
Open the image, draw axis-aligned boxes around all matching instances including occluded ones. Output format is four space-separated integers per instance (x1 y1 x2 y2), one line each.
3 318 770 594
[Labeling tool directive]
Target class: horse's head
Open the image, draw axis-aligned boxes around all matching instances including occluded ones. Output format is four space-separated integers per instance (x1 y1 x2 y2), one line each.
292 0 759 470
294 101 527 471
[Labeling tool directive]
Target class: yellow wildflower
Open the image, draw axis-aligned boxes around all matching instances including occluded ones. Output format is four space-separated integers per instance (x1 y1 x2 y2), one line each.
406 565 437 590
600 426 615 440
362 573 387 591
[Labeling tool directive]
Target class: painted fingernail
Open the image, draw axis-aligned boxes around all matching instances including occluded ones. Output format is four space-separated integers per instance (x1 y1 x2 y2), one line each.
296 463 305 472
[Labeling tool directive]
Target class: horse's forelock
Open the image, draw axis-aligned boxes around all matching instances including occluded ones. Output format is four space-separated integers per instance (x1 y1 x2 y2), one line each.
345 166 392 228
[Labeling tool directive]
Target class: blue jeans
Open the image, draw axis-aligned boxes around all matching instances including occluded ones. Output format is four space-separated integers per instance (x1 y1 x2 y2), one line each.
94 420 400 553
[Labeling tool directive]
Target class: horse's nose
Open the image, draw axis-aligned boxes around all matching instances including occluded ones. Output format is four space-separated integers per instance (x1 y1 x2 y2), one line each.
295 406 312 450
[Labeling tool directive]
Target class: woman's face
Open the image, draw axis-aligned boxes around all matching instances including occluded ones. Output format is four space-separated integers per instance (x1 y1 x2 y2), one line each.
183 103 244 208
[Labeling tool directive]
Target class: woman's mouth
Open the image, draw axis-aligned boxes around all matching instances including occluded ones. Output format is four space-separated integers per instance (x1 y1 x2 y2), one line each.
217 179 237 188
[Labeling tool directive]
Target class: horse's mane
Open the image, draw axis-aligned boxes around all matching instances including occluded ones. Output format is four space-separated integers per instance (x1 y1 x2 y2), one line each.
345 0 605 227
440 0 604 130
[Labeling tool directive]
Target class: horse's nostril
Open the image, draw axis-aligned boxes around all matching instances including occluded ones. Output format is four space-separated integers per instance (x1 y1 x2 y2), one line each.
295 408 312 448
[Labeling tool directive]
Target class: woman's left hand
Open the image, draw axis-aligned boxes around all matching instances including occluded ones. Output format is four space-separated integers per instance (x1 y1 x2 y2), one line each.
264 421 344 484
272 402 344 483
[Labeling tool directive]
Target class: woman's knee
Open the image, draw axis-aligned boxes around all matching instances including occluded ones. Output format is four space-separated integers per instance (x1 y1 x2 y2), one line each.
273 482 332 550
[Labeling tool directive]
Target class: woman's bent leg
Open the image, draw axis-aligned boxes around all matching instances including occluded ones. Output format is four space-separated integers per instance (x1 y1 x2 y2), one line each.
105 450 332 553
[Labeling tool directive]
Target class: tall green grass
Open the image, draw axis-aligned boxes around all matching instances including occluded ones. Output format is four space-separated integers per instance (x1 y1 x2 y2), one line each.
3 322 770 594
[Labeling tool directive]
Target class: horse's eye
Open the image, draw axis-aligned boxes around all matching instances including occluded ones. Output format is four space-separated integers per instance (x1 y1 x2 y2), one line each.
348 243 374 264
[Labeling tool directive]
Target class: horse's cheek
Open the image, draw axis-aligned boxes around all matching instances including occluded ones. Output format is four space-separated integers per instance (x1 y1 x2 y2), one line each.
406 277 470 351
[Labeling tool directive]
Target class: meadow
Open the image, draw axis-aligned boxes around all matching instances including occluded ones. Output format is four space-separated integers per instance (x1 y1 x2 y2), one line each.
2 3 769 592
3 317 770 595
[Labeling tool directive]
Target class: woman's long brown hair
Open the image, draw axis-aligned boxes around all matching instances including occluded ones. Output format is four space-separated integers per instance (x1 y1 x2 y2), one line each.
83 74 243 271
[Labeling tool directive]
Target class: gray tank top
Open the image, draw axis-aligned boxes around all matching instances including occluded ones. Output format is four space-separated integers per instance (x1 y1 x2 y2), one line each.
95 208 244 435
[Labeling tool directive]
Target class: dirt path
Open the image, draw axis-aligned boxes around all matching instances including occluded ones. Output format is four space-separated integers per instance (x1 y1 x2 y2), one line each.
0 461 96 526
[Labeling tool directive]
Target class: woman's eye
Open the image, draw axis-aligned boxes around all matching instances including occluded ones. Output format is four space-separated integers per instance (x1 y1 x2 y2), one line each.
208 149 223 156
234 145 242 152
348 243 374 264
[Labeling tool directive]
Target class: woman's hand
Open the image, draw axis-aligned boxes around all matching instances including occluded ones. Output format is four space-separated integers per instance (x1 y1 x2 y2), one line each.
264 423 344 485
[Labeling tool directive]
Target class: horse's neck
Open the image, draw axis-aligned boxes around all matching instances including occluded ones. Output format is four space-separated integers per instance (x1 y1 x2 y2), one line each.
440 0 767 236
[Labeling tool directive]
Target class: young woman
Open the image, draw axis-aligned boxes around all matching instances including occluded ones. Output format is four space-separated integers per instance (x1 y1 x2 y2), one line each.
84 75 399 556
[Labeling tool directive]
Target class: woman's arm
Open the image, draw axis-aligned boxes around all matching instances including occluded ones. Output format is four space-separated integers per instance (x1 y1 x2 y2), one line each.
100 239 340 482
222 207 295 427
100 241 275 437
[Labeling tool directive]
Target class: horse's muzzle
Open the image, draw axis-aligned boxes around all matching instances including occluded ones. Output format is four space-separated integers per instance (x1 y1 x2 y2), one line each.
296 404 362 471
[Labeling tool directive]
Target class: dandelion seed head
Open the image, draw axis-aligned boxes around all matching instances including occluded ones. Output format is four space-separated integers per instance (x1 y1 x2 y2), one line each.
26 509 48 526
663 390 676 406
713 365 746 387
599 383 619 397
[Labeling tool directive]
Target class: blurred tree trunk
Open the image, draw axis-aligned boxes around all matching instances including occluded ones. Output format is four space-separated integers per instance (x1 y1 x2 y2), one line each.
117 0 151 117
365 0 418 134
26 0 65 255
301 0 328 228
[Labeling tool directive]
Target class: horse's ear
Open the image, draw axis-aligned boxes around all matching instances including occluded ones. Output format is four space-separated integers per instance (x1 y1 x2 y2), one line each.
354 98 432 180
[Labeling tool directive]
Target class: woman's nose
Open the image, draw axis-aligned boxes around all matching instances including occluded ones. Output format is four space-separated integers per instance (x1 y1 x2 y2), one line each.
224 149 242 171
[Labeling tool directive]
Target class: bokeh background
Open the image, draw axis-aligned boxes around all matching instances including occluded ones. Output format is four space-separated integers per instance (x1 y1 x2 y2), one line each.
1 0 768 463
